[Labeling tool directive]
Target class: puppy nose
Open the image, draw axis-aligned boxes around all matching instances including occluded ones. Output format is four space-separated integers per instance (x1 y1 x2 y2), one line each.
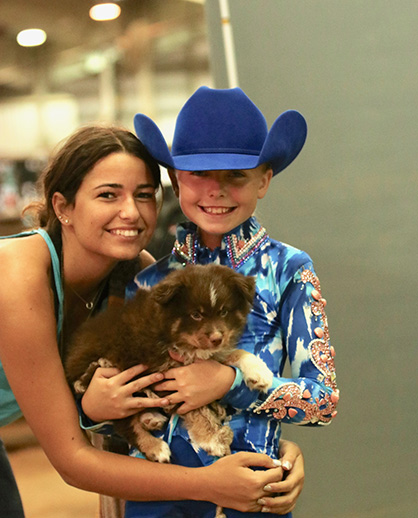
209 331 223 347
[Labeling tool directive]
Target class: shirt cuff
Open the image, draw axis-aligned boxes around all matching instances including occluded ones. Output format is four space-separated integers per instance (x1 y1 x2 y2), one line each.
220 367 259 410
77 398 114 434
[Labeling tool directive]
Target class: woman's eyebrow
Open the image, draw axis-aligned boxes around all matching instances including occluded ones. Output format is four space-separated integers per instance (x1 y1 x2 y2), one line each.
93 183 122 190
93 183 154 190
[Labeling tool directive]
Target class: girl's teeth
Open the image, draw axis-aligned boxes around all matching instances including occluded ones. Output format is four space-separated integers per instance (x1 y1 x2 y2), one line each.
205 207 231 214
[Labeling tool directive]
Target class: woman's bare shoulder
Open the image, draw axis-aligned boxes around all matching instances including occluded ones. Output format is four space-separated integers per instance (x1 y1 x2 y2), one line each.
139 249 156 270
0 233 52 293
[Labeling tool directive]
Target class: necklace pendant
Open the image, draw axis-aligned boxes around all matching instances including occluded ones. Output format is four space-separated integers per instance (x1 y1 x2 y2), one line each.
85 301 94 310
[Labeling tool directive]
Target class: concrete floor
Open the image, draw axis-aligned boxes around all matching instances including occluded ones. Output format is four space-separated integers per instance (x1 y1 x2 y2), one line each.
9 446 99 518
4 419 98 518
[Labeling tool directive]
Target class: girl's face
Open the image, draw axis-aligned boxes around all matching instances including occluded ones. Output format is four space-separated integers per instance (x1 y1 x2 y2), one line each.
65 152 158 263
170 166 272 250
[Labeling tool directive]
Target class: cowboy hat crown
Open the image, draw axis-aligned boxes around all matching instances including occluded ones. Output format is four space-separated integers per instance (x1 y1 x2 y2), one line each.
134 86 307 176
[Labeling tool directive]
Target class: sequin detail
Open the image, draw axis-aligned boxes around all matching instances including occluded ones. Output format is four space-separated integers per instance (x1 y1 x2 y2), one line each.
254 268 339 424
172 233 197 265
225 228 268 268
172 226 268 268
254 382 338 424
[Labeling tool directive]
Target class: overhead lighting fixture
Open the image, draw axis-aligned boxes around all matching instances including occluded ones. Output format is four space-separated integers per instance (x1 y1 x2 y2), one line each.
16 28 47 47
89 3 121 21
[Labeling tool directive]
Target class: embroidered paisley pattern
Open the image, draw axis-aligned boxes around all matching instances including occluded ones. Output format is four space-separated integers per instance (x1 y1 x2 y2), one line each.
254 268 339 424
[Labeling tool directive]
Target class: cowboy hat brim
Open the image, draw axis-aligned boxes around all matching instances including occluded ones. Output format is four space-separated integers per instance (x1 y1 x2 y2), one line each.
134 106 307 176
258 110 307 175
134 114 175 170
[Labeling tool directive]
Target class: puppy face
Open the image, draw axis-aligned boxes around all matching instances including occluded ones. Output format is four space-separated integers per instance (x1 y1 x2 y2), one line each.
151 265 255 358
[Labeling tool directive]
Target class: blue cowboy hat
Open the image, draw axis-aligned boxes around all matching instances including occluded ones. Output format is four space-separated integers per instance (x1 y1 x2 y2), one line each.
134 86 307 176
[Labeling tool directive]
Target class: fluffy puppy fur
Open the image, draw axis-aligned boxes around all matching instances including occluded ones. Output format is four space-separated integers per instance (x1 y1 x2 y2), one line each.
65 264 273 464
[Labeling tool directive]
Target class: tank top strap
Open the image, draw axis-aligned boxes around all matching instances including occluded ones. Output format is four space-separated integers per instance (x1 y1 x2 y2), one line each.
35 229 64 338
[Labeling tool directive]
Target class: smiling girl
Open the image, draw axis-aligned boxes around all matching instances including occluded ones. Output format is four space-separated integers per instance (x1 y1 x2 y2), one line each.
127 86 338 517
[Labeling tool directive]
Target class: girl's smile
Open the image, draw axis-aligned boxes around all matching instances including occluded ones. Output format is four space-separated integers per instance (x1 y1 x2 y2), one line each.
199 205 237 215
170 166 272 250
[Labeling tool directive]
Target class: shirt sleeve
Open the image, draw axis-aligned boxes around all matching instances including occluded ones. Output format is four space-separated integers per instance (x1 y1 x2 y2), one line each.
76 399 114 434
221 261 339 426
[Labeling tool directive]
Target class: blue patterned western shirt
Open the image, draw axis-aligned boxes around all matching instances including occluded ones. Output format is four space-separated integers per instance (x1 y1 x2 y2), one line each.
126 216 339 461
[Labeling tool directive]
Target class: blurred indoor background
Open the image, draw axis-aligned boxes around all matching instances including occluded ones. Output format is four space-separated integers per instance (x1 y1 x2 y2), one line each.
1 1 417 517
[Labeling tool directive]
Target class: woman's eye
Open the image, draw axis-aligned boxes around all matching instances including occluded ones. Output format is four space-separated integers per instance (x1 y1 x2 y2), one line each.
98 191 116 199
190 311 203 321
135 191 155 201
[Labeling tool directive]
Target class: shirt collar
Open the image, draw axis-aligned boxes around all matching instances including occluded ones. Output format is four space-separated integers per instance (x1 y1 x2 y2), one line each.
172 216 268 268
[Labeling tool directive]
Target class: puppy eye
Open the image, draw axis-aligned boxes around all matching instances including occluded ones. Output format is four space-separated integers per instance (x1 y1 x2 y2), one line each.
190 311 203 321
219 309 228 317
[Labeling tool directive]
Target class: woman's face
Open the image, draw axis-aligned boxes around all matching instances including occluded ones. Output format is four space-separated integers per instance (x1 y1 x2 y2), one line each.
66 152 158 263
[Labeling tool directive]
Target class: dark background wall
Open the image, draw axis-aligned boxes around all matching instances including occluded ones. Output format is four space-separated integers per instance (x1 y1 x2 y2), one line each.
205 1 417 517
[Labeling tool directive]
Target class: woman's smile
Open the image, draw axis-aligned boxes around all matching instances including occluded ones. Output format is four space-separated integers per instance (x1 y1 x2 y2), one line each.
107 227 141 238
67 152 158 264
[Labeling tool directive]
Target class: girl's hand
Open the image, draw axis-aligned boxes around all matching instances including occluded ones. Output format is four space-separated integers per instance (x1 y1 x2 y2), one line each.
154 360 235 414
81 364 170 423
256 439 305 515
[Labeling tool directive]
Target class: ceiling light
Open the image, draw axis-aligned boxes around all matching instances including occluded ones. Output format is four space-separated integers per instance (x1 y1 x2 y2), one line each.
16 28 47 47
89 3 121 21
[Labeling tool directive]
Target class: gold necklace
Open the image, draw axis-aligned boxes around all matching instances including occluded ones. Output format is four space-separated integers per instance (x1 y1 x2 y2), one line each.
67 282 104 311
60 248 106 312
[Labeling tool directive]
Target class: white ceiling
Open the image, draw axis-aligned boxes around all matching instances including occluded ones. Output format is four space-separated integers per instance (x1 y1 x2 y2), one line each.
0 0 209 98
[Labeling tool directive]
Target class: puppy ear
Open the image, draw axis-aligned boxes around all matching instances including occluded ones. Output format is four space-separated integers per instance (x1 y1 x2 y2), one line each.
151 276 184 305
233 274 256 305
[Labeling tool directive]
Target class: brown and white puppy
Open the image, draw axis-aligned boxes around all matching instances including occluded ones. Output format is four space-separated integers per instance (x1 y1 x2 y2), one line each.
65 264 273 464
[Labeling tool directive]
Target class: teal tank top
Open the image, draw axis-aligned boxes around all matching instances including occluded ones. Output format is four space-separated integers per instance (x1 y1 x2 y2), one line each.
0 229 64 427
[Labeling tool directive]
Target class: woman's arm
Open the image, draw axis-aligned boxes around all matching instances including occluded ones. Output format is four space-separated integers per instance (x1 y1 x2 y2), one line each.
0 240 282 510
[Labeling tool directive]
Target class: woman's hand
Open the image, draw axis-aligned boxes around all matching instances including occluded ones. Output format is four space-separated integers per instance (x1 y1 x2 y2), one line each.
154 360 235 414
81 364 170 423
256 439 305 515
203 452 284 513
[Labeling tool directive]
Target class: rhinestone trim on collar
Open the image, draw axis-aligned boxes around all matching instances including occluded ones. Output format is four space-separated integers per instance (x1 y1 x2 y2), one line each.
173 233 198 265
172 225 268 268
225 227 268 268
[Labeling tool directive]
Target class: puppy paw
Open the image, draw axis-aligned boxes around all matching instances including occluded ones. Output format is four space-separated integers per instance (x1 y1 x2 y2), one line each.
195 426 233 457
215 506 227 518
73 380 86 394
145 440 171 463
98 357 113 368
140 411 168 431
241 358 273 392
203 440 231 458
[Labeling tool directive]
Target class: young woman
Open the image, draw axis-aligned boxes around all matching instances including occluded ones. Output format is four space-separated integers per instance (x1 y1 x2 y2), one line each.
0 124 304 517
